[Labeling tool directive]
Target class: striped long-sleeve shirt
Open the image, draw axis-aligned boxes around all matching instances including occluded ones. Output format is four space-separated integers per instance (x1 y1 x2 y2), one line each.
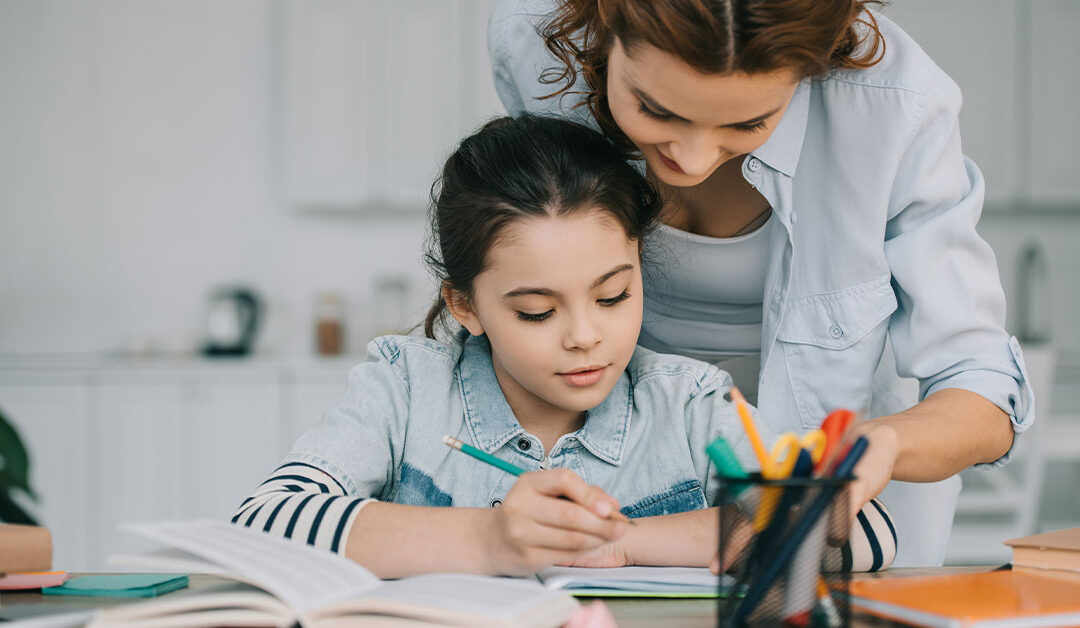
230 461 369 554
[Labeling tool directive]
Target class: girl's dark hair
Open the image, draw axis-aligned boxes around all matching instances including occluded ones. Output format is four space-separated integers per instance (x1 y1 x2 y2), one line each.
423 114 661 340
542 0 887 155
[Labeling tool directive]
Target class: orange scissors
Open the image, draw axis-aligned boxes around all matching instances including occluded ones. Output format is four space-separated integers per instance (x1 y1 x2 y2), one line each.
754 429 828 530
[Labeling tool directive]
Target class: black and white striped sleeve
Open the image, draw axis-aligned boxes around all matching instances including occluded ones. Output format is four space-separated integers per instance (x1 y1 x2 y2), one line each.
826 497 898 573
230 461 372 555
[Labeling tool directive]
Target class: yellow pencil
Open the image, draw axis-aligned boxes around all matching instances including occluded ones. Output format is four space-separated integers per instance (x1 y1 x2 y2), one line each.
730 387 770 470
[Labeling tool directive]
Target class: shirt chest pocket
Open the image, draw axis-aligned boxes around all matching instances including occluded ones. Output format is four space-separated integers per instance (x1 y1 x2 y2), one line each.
776 277 898 428
620 480 707 519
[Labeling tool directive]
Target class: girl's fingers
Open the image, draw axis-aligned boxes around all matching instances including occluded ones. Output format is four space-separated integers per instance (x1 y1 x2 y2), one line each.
519 518 616 552
524 469 620 518
530 496 627 542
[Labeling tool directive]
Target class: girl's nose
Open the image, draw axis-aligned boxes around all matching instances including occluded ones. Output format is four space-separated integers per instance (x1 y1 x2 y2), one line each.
563 311 602 351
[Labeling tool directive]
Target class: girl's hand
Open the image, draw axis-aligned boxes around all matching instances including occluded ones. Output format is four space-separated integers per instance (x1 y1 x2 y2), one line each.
480 469 628 576
555 536 630 568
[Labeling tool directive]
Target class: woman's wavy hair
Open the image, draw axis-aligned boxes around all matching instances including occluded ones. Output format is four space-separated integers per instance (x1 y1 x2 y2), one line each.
542 0 886 155
422 114 662 340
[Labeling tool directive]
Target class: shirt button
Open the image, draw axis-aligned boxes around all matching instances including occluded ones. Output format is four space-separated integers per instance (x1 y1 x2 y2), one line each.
517 438 531 451
747 157 762 172
490 498 503 508
790 211 798 224
829 323 844 339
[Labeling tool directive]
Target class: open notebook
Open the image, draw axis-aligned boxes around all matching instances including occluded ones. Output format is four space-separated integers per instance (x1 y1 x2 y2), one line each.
98 520 579 628
536 566 728 598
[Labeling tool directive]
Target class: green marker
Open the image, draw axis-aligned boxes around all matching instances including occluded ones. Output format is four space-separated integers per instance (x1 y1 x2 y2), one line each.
706 436 750 497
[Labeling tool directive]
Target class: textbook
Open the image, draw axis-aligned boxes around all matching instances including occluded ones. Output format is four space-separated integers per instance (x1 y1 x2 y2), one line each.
1006 526 1080 574
536 566 726 597
849 569 1080 628
96 520 579 628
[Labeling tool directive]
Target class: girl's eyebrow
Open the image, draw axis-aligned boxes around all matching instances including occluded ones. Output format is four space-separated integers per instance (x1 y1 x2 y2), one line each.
503 263 634 299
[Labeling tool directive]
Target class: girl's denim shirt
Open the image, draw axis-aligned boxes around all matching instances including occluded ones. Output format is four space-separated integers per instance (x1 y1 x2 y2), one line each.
284 333 759 517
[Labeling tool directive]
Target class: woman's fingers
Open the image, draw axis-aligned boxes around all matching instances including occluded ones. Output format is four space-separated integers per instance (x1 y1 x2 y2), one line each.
529 495 627 542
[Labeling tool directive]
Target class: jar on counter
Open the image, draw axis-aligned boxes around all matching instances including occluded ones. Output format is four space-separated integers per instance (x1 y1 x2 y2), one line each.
315 292 345 356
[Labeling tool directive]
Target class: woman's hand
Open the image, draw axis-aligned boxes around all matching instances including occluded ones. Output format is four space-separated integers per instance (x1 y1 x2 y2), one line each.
837 421 899 537
479 469 628 576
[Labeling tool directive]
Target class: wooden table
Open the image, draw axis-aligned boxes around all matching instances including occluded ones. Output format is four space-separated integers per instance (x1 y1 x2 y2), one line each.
0 567 991 627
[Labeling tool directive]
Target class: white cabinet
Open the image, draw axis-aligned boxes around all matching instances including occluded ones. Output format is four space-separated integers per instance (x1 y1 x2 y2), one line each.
0 373 91 571
279 0 504 211
1028 1 1080 204
181 371 281 520
0 359 348 571
884 1 1080 209
883 1 1023 206
94 374 186 568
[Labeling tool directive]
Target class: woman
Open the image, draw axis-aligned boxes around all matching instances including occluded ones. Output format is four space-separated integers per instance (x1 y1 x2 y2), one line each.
488 0 1033 567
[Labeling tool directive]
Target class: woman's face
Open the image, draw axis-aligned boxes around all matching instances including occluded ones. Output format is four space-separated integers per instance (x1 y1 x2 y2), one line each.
607 39 801 187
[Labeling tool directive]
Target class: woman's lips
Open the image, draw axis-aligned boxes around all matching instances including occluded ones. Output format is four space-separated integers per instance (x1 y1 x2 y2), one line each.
656 148 684 174
559 366 607 387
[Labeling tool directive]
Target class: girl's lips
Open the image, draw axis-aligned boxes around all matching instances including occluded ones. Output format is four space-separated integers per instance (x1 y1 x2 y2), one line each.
656 148 684 174
559 366 606 387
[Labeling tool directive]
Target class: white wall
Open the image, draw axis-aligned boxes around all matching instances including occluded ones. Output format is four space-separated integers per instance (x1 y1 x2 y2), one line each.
0 0 500 358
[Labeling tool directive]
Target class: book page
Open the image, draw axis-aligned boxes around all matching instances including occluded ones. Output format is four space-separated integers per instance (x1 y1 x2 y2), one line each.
315 574 578 627
123 520 379 613
536 566 722 592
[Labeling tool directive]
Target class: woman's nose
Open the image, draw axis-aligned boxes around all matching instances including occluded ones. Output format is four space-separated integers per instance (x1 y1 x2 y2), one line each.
668 133 720 177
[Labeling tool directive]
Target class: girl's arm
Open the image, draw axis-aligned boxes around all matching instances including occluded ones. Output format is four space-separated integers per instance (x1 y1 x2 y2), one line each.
235 465 628 579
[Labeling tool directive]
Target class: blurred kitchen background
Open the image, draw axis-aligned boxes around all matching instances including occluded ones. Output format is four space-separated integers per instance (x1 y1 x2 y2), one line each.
0 0 1077 570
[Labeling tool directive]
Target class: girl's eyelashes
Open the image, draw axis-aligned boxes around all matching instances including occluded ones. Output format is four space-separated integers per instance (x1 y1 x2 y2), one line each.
514 291 630 322
598 290 631 307
516 310 553 323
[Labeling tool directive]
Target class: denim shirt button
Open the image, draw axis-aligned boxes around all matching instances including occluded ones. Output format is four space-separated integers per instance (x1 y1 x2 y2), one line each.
829 323 844 339
490 498 503 508
747 157 762 172
517 438 531 451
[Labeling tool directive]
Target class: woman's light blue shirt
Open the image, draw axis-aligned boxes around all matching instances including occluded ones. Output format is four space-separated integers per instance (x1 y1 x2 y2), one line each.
488 0 1035 567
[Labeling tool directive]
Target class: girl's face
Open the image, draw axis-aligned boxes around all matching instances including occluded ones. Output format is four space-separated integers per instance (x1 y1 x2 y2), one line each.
606 39 800 187
450 210 643 417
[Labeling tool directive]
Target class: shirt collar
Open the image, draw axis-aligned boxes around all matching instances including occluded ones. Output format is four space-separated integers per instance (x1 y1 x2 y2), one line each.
457 332 631 466
748 78 811 178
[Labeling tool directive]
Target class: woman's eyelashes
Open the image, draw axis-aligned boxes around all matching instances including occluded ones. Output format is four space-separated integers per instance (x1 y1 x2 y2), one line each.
513 291 632 323
637 101 768 133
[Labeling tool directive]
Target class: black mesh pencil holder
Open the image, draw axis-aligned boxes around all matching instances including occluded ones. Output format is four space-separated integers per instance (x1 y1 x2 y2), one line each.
716 473 852 628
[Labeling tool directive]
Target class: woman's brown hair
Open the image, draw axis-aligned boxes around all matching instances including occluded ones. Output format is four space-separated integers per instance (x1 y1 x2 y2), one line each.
542 0 886 155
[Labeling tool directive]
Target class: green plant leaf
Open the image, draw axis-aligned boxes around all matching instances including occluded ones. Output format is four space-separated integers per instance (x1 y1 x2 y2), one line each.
0 406 34 496
0 488 38 525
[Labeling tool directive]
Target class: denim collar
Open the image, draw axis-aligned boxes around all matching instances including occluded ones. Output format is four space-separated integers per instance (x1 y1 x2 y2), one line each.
748 78 811 178
457 332 631 466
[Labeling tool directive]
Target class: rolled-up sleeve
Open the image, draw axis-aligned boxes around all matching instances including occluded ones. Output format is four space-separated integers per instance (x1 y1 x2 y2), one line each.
884 66 1034 468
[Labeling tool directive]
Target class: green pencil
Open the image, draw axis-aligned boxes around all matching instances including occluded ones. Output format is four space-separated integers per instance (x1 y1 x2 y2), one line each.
440 434 634 524
442 435 525 476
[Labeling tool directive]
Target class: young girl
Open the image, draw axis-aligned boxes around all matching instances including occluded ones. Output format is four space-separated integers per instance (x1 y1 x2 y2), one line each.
232 115 894 578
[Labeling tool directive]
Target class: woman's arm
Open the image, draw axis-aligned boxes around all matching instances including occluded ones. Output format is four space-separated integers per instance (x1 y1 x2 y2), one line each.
847 388 1013 513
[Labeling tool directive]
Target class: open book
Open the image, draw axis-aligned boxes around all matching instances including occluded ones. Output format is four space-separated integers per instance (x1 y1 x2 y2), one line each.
96 520 579 628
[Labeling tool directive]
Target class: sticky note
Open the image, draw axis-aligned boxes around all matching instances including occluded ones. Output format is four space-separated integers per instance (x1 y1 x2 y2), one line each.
42 573 188 598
